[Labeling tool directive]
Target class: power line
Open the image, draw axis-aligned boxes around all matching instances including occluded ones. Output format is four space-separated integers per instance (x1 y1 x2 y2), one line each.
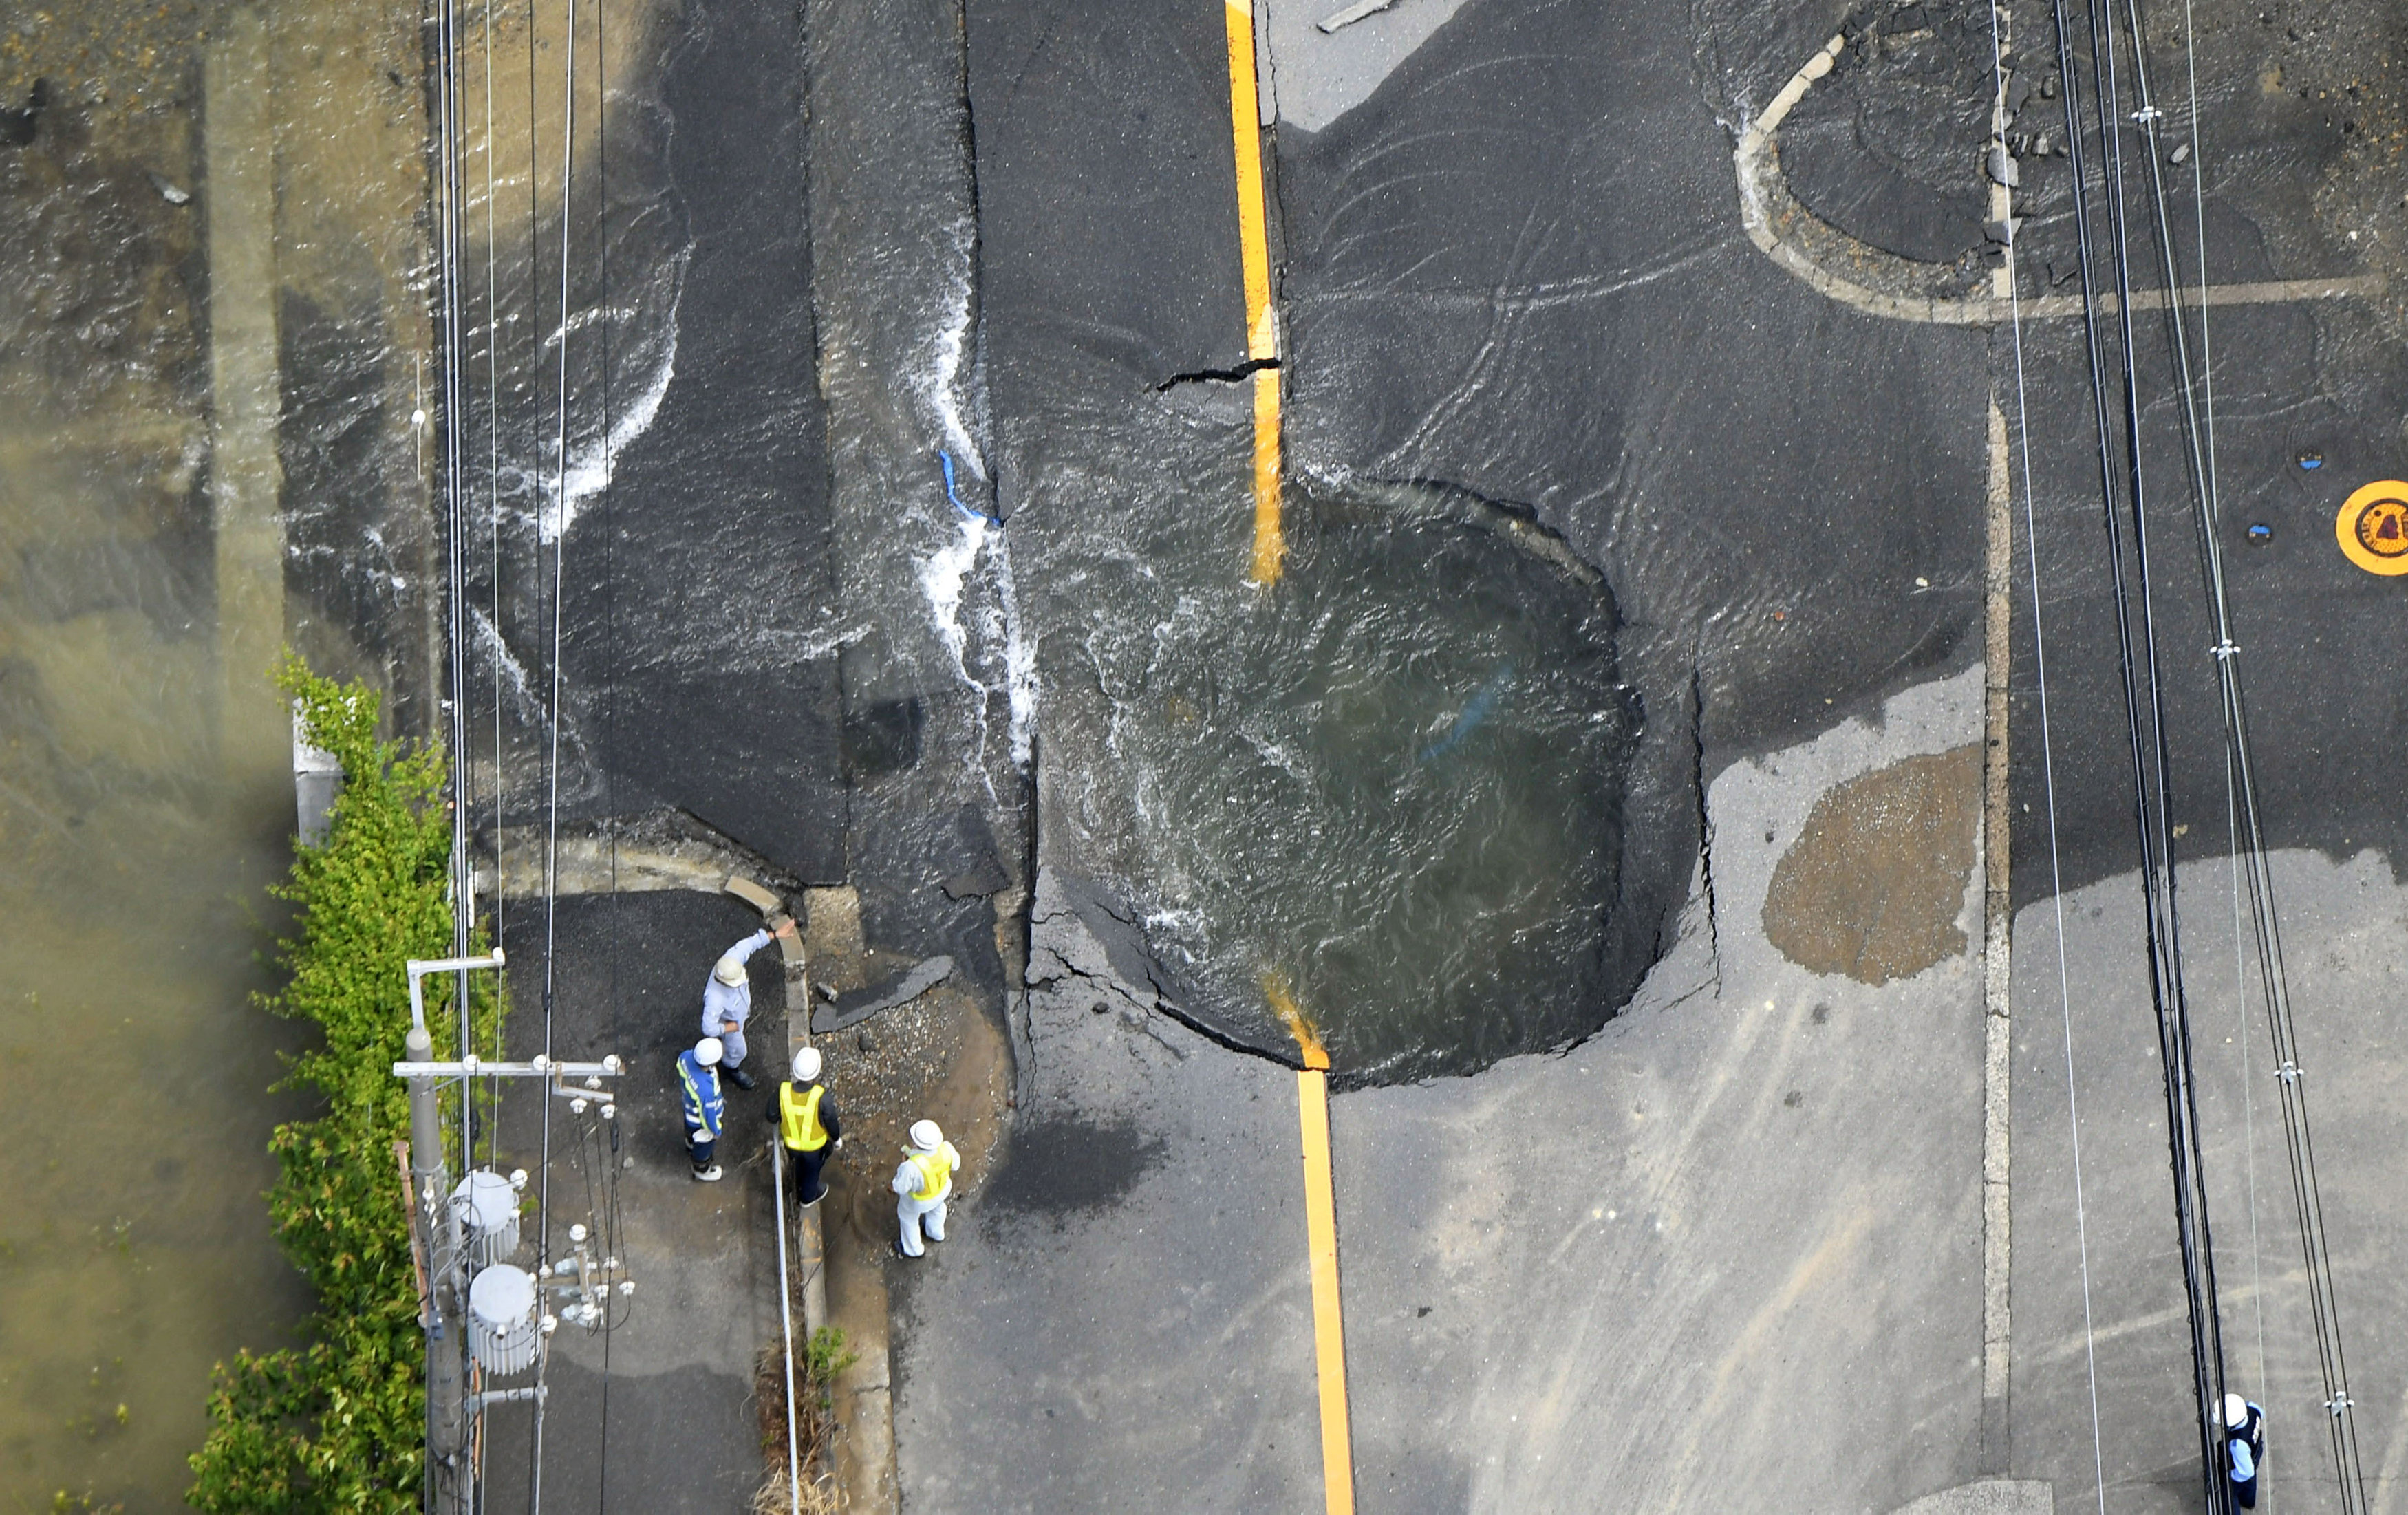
1985 0 2111 1503
2115 0 2372 1500
592 0 621 1501
431 0 482 1501
2047 0 2230 1502
531 0 579 1495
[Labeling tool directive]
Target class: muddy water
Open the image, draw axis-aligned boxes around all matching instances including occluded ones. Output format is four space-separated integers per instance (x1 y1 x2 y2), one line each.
0 58 305 1515
1037 480 1639 1081
0 1 436 1505
789 1 1663 1083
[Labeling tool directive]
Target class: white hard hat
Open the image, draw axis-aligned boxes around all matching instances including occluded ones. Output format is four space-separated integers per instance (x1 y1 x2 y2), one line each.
695 1037 724 1066
2222 1393 2249 1428
791 1047 822 1082
713 955 746 986
909 1119 943 1152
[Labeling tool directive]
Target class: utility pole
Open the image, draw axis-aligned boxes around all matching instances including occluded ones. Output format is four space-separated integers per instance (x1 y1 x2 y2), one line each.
397 950 629 1515
405 956 492 1515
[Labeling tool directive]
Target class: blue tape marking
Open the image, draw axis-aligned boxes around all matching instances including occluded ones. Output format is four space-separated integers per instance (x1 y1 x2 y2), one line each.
1417 661 1514 763
941 450 1002 526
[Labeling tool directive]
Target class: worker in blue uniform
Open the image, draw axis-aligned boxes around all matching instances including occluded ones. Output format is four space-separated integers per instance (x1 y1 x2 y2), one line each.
2220 1393 2266 1509
701 917 796 1090
678 1036 727 1182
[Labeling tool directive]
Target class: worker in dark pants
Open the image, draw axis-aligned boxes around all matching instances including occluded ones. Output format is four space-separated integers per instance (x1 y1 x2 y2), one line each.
678 1036 727 1183
766 1046 842 1207
2220 1393 2266 1509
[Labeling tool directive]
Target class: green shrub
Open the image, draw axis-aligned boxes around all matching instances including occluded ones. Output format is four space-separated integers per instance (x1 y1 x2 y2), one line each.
187 658 502 1514
802 1326 858 1387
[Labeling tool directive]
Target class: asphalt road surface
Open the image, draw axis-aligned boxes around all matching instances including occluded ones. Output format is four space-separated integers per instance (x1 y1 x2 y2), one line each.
102 0 2405 1504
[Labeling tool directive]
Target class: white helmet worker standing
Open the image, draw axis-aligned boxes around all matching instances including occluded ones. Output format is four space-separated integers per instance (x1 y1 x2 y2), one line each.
676 1038 728 1182
766 1044 842 1209
2219 1393 2266 1509
891 1119 961 1260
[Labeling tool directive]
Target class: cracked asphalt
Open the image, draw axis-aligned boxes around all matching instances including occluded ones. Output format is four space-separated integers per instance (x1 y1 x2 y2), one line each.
21 0 2408 1503
444 0 2408 1505
889 0 2408 1508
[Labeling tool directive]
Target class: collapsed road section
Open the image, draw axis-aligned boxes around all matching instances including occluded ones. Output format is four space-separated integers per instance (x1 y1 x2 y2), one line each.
11 0 2408 1508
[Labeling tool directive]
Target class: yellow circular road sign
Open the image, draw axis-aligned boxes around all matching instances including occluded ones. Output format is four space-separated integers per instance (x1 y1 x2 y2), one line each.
2337 480 2408 575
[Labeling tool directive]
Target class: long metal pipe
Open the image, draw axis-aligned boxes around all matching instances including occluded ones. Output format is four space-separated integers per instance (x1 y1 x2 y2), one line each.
402 949 506 1515
407 949 507 1034
408 1021 467 1512
773 1139 802 1511
394 1057 623 1079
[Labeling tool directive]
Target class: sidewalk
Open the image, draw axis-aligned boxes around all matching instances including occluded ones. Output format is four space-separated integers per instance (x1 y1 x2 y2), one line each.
482 890 786 1514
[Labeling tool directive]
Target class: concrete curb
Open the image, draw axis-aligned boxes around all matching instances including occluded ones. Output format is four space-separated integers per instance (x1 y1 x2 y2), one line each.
726 873 831 1340
1731 33 2380 325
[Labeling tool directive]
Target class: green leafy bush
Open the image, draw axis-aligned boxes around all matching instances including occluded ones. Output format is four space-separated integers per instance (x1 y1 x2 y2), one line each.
187 658 501 1513
803 1327 858 1393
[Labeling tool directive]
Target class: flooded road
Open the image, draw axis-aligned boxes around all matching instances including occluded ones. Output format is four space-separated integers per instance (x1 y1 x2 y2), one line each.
0 1 431 1504
1043 482 1640 1079
0 63 306 1515
0 656 308 1509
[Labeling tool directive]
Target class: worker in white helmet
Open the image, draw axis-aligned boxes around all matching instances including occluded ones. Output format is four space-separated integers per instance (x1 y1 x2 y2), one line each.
677 1037 727 1182
700 916 797 1090
765 1046 843 1207
890 1119 961 1260
2218 1392 2266 1509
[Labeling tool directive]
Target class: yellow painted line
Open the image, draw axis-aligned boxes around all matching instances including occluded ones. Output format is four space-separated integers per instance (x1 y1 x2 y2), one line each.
1251 365 1286 583
1264 971 1327 1071
1296 1068 1355 1514
1265 972 1353 1513
1225 0 1285 583
1224 1 1275 353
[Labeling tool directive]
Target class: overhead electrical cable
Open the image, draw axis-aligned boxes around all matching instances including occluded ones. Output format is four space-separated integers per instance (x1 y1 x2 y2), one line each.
2169 10 2268 1430
2090 0 2238 1491
531 0 579 1503
2048 0 2230 1503
431 0 484 1496
482 0 506 1183
1984 0 2111 1505
592 0 623 1503
2109 0 2373 1501
436 0 477 1190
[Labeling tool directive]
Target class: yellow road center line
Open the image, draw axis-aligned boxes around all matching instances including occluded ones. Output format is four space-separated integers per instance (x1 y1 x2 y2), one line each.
1223 1 1275 350
1296 1068 1355 1515
1225 0 1284 584
1266 972 1353 1512
1251 366 1286 583
1264 971 1326 1071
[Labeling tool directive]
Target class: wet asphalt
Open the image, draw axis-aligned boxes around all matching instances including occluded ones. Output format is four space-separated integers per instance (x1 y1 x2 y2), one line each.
907 0 2408 1507
98 0 2408 1502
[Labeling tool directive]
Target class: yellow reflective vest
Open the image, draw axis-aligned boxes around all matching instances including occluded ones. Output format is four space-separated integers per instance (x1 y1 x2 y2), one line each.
906 1143 958 1202
778 1082 830 1152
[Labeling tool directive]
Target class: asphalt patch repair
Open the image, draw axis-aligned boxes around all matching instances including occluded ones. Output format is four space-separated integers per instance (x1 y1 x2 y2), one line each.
979 1117 1168 1232
1761 743 1981 984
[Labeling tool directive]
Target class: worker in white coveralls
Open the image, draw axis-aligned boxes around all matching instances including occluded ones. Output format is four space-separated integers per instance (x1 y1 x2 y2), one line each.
891 1119 961 1260
700 917 795 1090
